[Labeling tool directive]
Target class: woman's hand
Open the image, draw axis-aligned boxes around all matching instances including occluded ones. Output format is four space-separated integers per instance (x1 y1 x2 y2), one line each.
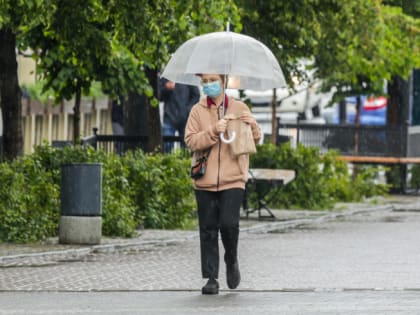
240 111 257 126
215 119 228 133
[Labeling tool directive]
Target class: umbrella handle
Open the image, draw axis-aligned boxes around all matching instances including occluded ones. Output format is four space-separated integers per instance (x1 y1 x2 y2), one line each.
220 132 236 144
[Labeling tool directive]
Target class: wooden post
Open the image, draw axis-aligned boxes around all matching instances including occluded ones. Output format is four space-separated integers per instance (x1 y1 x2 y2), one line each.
271 88 277 145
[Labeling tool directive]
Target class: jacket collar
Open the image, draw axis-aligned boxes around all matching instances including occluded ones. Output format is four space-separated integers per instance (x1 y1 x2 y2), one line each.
206 95 229 109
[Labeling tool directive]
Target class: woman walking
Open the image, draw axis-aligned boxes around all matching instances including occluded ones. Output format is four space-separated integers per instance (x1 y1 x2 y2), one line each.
184 73 261 295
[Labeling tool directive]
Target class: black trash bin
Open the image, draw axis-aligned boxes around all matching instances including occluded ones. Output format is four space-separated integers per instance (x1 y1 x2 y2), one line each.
59 163 102 244
61 163 102 216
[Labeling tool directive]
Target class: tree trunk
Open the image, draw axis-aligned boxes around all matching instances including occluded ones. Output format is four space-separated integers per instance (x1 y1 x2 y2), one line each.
352 96 362 180
125 92 148 136
145 67 162 153
386 75 410 193
125 92 148 151
0 29 23 160
354 95 361 155
125 68 162 153
73 80 82 144
387 75 410 127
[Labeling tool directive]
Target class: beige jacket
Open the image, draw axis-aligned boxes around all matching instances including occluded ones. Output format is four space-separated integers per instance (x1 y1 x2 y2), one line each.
185 96 261 191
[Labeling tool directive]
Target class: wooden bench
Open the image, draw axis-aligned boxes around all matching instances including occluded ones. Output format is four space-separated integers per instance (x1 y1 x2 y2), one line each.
243 168 296 220
337 156 420 164
336 156 420 193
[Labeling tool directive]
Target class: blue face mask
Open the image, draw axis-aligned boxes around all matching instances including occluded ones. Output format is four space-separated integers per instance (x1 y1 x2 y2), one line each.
202 81 222 98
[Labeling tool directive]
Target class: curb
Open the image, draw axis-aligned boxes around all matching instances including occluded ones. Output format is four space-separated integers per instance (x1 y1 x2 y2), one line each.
0 204 394 264
240 204 394 234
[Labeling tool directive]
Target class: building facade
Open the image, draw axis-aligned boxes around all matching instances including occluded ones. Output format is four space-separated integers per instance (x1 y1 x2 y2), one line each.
21 97 112 153
0 55 112 154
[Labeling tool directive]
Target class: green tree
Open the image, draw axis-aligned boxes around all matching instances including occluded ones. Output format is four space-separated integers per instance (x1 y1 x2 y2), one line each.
0 0 50 159
238 0 420 104
25 0 240 149
111 0 241 151
1 0 241 157
238 0 320 83
24 0 149 143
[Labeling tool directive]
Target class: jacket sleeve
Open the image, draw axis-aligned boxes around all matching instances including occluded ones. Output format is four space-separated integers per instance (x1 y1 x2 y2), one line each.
184 106 219 151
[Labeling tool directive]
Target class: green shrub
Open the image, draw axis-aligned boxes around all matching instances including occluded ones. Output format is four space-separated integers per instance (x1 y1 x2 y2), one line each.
101 153 137 237
410 164 420 190
0 157 59 242
250 143 387 209
123 150 195 229
0 141 388 243
0 144 195 242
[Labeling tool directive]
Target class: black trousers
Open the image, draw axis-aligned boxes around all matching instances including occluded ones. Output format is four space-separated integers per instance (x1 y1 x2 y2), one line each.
195 188 244 279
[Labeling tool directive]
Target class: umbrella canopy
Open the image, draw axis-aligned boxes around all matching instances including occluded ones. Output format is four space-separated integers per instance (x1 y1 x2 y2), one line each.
162 31 286 91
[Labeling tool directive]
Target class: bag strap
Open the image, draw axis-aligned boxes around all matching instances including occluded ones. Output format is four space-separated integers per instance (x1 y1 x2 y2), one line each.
195 147 211 163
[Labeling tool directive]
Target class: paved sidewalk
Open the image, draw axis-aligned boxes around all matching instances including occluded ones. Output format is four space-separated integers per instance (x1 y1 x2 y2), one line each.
2 291 420 315
0 195 416 264
1 195 420 314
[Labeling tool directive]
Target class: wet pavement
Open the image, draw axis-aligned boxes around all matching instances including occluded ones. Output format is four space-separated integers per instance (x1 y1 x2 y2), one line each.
1 195 420 314
1 291 420 315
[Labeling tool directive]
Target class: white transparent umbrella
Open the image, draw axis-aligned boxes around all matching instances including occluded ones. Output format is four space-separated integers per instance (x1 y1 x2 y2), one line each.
162 31 286 91
162 31 287 143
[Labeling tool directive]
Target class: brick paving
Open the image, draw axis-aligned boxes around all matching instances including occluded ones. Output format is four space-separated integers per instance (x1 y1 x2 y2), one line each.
1 196 420 314
1 203 420 292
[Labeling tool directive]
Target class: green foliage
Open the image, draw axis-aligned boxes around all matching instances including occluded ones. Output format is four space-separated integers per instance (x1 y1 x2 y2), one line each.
101 154 137 237
22 80 105 103
122 150 195 229
237 0 420 103
0 142 391 242
0 155 59 242
238 0 320 84
410 164 420 190
0 144 195 242
385 164 405 192
250 143 387 209
19 0 241 105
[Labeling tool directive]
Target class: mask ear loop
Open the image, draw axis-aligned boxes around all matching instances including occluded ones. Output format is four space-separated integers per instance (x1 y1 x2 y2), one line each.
220 74 236 144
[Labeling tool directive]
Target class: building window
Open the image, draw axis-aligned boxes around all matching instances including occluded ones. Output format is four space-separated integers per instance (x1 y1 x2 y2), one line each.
22 117 26 141
52 114 59 140
67 114 74 141
34 115 43 145
100 109 109 134
84 113 92 136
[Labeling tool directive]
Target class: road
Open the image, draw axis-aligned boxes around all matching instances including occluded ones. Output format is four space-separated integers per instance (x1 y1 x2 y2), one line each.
1 206 420 314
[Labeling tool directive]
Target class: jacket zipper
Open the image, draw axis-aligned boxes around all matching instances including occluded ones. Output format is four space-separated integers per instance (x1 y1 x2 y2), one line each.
216 106 221 191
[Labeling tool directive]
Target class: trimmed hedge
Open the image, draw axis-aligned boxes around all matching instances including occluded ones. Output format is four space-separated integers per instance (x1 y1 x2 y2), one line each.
0 145 195 242
0 143 388 243
250 143 388 209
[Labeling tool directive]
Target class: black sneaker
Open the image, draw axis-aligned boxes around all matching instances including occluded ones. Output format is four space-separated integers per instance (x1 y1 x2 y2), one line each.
226 262 240 289
202 278 219 295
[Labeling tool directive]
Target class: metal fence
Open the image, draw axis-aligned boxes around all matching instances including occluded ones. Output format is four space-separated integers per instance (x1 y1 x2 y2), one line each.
75 122 419 159
277 122 409 157
81 129 190 157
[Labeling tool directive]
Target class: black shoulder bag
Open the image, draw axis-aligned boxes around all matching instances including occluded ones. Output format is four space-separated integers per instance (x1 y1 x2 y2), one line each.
190 150 211 179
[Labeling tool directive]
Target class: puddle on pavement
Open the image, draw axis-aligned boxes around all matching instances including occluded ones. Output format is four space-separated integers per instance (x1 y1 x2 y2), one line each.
267 224 327 234
380 215 405 223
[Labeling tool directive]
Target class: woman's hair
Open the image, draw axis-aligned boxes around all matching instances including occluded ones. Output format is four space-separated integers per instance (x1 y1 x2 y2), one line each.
196 73 226 85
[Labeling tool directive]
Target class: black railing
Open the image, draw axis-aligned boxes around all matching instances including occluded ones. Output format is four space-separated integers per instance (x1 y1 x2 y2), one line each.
81 128 190 157
78 122 419 159
277 122 409 157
